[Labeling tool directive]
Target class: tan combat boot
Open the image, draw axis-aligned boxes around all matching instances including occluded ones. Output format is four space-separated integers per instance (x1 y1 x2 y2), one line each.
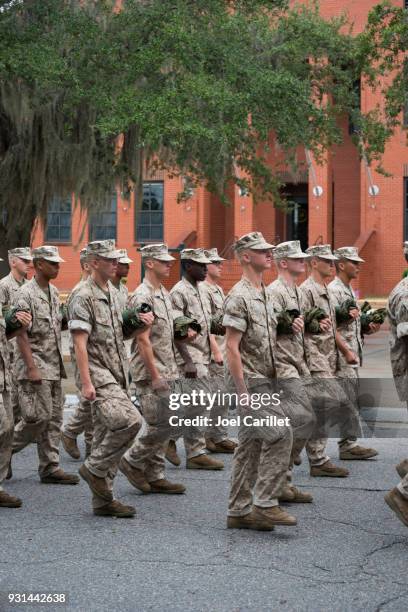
118 457 151 493
310 460 349 478
94 500 136 518
0 491 22 508
339 445 378 460
227 509 275 531
149 479 186 494
165 440 181 466
396 459 408 479
254 505 297 526
206 438 237 453
186 455 224 470
384 487 408 527
280 485 313 503
41 468 80 485
79 464 112 500
61 432 81 460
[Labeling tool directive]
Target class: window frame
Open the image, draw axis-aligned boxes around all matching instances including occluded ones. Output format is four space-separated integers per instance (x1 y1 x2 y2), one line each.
136 181 164 243
45 197 72 244
88 193 118 243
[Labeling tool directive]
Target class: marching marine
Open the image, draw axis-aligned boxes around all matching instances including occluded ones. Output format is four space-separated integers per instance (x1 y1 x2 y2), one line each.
224 232 295 531
68 239 150 517
11 246 79 485
200 247 237 454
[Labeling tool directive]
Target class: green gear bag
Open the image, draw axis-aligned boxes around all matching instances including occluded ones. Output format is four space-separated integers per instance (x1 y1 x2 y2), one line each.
335 298 357 324
174 316 202 339
304 306 327 334
277 308 300 335
4 307 30 334
122 303 152 337
361 307 387 333
210 312 226 336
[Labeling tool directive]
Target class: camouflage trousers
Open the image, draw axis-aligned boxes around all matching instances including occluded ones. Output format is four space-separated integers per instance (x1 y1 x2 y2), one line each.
174 367 214 459
204 361 229 443
305 374 361 466
124 380 180 482
8 346 21 424
336 367 362 450
0 391 13 489
84 382 142 510
13 380 63 478
397 403 408 500
278 378 316 476
228 380 292 517
63 398 93 454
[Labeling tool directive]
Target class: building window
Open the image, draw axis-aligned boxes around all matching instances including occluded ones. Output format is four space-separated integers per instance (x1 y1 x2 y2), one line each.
45 197 72 243
88 194 117 241
136 182 164 242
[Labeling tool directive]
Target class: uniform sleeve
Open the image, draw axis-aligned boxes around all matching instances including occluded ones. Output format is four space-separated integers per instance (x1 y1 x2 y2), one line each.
170 289 186 318
395 295 408 338
222 295 247 333
14 289 31 313
68 295 93 335
127 290 153 311
0 282 9 308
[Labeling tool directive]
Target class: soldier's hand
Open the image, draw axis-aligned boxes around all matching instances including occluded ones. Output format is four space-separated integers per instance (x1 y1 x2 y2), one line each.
139 312 154 327
27 365 42 385
187 328 198 341
212 348 224 366
184 362 197 378
291 316 304 334
367 322 381 334
345 350 359 365
82 382 96 401
152 377 170 392
348 308 359 320
15 311 32 329
319 317 332 332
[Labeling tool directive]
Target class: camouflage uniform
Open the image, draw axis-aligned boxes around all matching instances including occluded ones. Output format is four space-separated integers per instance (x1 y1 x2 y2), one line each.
69 262 142 509
300 247 356 466
329 249 365 450
124 258 181 482
224 232 292 518
0 303 12 491
170 250 214 459
388 277 408 499
0 247 32 423
63 277 93 453
12 273 66 478
200 275 229 443
268 241 316 471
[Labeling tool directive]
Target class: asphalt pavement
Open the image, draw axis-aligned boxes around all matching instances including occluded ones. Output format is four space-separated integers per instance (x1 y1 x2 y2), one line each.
0 330 407 612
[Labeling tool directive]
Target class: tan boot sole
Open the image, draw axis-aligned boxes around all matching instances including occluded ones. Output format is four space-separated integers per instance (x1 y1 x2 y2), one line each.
227 518 274 531
385 492 408 527
186 461 223 470
339 450 378 460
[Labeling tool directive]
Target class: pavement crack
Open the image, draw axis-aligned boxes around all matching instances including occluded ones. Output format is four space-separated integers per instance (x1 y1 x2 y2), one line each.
374 589 408 611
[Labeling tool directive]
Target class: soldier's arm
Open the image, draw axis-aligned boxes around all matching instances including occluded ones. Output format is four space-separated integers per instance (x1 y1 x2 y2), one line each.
14 293 40 383
68 296 96 401
225 327 247 396
171 288 197 372
72 331 95 401
335 330 358 364
136 326 169 390
223 295 248 396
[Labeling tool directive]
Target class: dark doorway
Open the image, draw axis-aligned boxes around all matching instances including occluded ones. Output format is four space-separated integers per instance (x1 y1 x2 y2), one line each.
275 184 308 250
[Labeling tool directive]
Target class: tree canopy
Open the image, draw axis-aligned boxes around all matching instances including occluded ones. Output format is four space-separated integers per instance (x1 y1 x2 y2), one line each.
0 0 407 248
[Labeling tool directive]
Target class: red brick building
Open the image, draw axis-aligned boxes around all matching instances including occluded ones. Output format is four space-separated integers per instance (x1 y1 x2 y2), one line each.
32 0 408 296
